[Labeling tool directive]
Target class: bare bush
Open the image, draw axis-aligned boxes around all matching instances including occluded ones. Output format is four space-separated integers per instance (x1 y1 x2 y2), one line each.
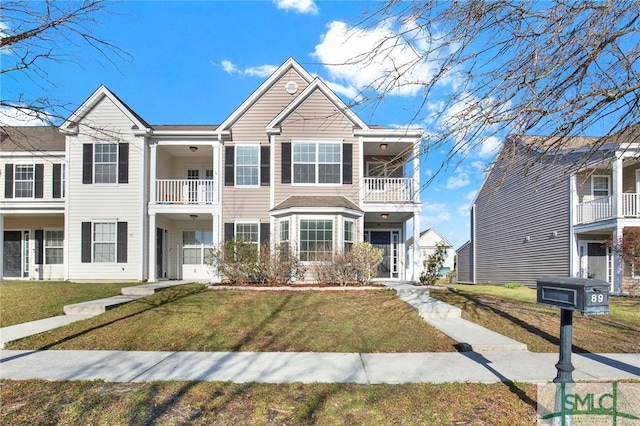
256 243 306 286
207 238 258 285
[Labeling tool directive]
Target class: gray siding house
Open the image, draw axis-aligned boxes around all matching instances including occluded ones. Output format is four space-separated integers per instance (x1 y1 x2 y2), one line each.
458 130 640 295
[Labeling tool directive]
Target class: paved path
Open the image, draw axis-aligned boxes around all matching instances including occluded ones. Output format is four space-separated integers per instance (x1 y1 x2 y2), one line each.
1 350 638 384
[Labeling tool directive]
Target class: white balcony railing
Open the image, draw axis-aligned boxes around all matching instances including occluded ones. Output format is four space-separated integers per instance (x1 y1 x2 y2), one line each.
156 179 214 204
575 193 640 224
363 177 415 203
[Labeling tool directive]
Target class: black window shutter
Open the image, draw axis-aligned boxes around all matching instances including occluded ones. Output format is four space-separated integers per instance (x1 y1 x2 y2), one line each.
224 223 234 241
5 164 13 198
281 143 291 184
52 163 61 198
35 164 44 198
35 230 44 264
82 144 93 184
224 146 234 186
117 222 128 263
118 143 129 184
81 222 91 263
343 143 353 185
260 223 270 246
260 146 270 186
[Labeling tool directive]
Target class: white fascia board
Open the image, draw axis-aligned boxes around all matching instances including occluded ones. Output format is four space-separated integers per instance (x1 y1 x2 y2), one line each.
218 58 314 132
0 151 65 158
150 130 222 138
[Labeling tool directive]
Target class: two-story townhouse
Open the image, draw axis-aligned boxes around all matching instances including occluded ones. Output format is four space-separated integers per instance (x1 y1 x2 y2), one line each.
1 126 67 280
458 128 640 295
1 57 423 282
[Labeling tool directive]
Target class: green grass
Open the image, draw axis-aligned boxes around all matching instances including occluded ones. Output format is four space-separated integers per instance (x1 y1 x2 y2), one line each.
0 380 538 425
0 280 127 327
6 284 458 352
432 285 640 353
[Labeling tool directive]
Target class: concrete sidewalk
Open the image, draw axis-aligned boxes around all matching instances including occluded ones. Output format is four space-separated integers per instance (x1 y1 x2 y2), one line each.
1 349 638 384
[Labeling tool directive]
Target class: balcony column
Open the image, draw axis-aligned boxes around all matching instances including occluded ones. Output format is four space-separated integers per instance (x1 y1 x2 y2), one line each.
612 225 623 294
412 211 420 281
412 139 421 203
613 154 623 218
148 213 157 282
150 142 158 204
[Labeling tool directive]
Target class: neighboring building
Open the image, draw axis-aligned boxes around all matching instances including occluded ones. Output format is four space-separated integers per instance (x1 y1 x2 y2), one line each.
458 129 640 294
0 58 424 282
407 228 455 277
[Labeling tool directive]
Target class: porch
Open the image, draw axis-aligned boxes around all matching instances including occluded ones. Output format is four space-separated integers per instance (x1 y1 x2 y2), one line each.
575 193 640 224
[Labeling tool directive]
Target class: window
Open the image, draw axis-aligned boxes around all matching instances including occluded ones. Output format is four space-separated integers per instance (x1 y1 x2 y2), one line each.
93 222 116 262
14 164 34 198
279 219 290 252
299 219 333 261
45 230 63 264
183 230 213 264
236 223 259 244
344 220 355 251
236 145 259 186
94 144 118 183
592 176 610 198
293 143 341 184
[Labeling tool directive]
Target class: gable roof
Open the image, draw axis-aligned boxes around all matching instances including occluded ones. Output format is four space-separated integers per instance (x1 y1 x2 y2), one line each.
60 85 150 133
0 126 66 152
217 57 314 132
407 228 454 248
266 77 368 134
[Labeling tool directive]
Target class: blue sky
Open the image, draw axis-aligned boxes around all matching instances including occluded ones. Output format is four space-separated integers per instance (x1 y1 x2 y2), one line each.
2 0 499 248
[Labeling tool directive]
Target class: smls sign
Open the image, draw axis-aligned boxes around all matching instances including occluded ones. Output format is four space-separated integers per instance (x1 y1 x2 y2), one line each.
538 383 640 425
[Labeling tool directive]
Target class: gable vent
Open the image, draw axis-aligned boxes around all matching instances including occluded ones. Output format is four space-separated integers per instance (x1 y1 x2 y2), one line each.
285 81 298 94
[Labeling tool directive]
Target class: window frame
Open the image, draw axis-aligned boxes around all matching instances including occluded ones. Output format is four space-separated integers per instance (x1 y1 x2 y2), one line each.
235 144 260 187
235 222 260 245
92 222 117 263
93 143 118 184
591 175 611 198
44 229 64 265
299 218 334 262
14 163 35 198
343 219 355 252
182 230 213 265
292 141 342 185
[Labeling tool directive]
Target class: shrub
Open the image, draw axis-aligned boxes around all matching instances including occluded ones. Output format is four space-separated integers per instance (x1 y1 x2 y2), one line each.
504 282 522 289
311 242 383 286
420 241 448 285
256 243 306 286
207 238 258 285
351 242 383 284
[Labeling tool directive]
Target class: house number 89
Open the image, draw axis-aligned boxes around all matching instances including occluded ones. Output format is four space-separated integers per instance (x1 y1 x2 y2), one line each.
591 293 604 303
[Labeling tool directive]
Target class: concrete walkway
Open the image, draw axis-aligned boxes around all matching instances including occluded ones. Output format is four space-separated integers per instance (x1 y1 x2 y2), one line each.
1 350 638 384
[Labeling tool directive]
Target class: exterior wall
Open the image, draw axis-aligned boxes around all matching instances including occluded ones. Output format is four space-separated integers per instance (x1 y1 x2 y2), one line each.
415 230 455 273
66 96 146 281
473 141 575 286
1 154 66 202
456 241 472 283
273 90 360 204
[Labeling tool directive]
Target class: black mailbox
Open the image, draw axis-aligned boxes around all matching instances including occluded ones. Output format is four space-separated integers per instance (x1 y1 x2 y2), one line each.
536 276 610 315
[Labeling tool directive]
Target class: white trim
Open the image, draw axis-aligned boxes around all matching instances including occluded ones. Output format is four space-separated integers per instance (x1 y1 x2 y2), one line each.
590 175 611 198
234 143 261 188
291 140 342 186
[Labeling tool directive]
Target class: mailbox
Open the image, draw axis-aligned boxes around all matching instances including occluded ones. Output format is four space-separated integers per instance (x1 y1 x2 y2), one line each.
536 276 610 315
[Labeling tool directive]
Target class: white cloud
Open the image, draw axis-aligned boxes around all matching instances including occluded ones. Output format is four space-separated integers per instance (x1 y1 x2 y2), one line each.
420 201 451 229
445 171 470 190
219 60 277 78
465 189 478 201
313 20 443 98
273 0 319 15
479 135 501 157
0 106 51 126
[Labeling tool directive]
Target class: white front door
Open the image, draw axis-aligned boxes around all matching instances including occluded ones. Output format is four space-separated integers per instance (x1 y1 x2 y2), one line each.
579 240 611 284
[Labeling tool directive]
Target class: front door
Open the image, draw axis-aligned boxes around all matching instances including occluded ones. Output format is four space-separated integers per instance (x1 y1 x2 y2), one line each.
370 231 391 278
156 227 167 279
587 242 607 281
3 231 25 278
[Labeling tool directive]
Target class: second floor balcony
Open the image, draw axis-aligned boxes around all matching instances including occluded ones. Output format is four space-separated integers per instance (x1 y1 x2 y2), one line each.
155 179 216 205
575 193 640 224
363 177 417 203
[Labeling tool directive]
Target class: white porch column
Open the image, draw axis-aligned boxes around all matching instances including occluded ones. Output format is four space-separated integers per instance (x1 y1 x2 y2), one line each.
0 214 4 279
613 154 623 217
412 212 420 281
148 213 157 282
612 225 624 294
412 140 421 203
150 142 157 204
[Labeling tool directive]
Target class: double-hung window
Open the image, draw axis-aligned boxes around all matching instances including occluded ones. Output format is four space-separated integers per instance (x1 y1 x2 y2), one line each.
592 176 610 198
235 146 259 186
45 230 64 264
293 142 341 184
344 220 355 252
93 222 116 262
14 164 34 198
183 230 213 264
236 223 259 244
299 219 333 261
94 144 118 184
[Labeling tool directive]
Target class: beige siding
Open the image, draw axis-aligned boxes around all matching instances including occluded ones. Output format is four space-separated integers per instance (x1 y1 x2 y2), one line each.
274 90 360 205
66 96 146 281
473 141 575 286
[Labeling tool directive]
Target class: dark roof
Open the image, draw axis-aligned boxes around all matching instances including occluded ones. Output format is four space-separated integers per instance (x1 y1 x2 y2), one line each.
0 126 65 152
271 196 362 212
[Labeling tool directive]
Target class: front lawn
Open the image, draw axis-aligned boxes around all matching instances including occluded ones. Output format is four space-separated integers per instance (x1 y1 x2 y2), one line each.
0 281 127 327
6 284 457 352
432 285 640 353
0 380 537 425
